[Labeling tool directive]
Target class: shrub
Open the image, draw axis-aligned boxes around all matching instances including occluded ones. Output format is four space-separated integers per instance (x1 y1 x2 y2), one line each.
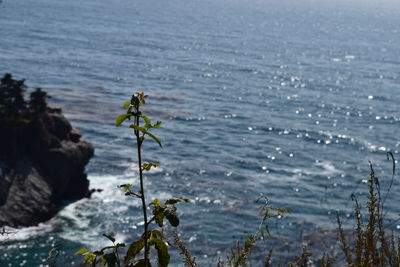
76 92 188 267
29 87 50 113
336 153 400 267
0 73 27 118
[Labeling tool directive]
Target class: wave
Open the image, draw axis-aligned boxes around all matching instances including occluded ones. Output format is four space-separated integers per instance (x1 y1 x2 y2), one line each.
263 126 392 153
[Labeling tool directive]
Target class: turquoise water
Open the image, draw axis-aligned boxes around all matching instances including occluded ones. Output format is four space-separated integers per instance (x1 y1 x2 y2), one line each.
1 0 400 265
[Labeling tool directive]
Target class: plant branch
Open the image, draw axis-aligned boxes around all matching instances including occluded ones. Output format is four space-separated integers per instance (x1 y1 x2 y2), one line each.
135 106 149 265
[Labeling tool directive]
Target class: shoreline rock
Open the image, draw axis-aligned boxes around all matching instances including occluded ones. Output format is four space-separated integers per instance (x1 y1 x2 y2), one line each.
0 107 94 227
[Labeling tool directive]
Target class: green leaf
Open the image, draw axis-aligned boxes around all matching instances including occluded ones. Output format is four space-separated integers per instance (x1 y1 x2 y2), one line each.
103 234 116 243
149 199 161 207
164 205 179 227
165 197 190 205
140 115 151 128
149 199 165 227
123 101 131 109
150 230 165 240
83 253 96 264
142 162 160 171
118 184 133 192
153 205 165 227
125 238 145 262
149 238 170 267
75 248 89 255
151 121 162 129
130 125 147 134
116 114 130 127
102 253 117 267
146 131 162 148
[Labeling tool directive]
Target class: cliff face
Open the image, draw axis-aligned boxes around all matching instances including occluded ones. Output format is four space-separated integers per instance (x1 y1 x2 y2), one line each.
0 108 94 227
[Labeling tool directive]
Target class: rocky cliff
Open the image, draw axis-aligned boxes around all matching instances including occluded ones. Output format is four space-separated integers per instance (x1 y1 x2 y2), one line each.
0 107 94 227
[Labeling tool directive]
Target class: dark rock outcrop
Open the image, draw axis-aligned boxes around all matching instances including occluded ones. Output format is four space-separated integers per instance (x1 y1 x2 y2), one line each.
0 107 94 227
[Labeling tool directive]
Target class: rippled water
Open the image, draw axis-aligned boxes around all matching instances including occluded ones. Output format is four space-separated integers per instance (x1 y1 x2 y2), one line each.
1 0 400 265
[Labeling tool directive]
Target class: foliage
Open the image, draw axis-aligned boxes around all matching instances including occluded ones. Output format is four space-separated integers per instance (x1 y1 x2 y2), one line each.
0 73 27 118
76 92 188 266
0 73 50 120
170 232 198 267
286 248 313 267
335 154 400 267
75 235 126 267
217 196 290 267
29 87 50 113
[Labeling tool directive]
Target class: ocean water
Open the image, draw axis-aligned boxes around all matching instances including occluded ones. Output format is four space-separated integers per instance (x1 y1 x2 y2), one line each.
1 0 400 265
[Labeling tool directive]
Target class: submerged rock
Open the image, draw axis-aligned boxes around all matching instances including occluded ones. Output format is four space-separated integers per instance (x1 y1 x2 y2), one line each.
0 108 94 227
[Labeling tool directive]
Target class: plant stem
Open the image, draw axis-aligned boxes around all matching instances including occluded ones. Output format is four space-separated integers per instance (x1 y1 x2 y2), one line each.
136 111 149 265
115 247 121 267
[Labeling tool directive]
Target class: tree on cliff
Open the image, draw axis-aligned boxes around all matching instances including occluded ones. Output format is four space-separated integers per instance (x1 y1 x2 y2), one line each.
0 73 27 118
30 88 50 114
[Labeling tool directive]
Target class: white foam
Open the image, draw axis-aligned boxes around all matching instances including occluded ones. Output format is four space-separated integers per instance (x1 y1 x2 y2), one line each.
345 55 356 60
262 161 341 182
314 161 341 176
2 172 174 249
0 223 54 242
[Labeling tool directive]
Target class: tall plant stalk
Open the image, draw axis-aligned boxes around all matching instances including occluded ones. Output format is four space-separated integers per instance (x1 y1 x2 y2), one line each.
77 92 188 266
133 102 149 264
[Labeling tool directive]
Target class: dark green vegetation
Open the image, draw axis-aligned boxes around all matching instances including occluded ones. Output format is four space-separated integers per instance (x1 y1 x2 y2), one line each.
75 92 400 267
213 157 400 267
76 93 188 267
334 156 400 267
0 73 49 120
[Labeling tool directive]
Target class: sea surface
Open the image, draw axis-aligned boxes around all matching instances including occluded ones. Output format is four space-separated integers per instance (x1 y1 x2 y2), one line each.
1 0 400 265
